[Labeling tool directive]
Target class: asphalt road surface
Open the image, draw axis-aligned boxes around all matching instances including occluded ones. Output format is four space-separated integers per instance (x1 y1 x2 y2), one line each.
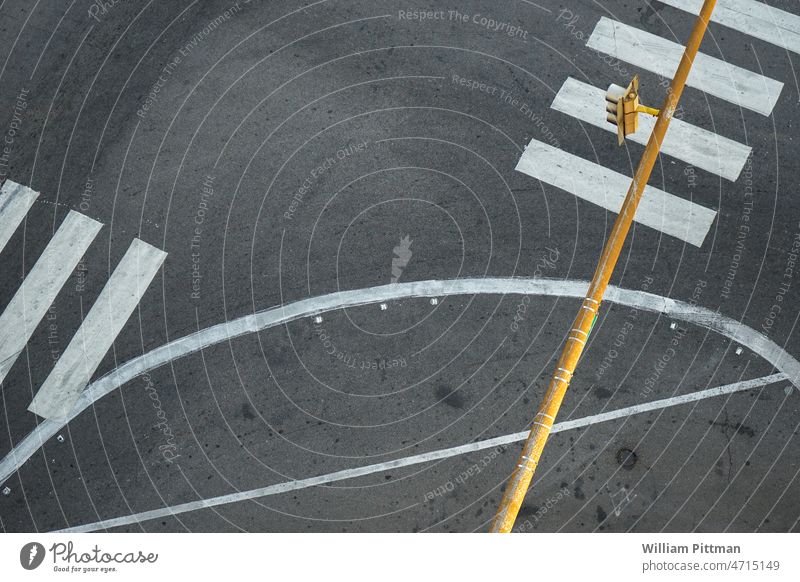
1 0 799 533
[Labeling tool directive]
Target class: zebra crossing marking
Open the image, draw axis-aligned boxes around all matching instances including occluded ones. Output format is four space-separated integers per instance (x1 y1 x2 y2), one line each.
28 238 166 420
551 77 752 181
587 17 783 115
659 0 800 56
516 139 717 247
0 180 39 255
0 211 102 384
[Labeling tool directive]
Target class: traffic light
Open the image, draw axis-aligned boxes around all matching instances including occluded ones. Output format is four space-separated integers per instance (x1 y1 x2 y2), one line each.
605 82 627 146
605 75 660 146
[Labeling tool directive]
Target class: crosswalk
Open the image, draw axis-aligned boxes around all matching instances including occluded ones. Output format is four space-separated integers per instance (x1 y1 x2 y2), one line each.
587 17 783 115
519 3 798 246
551 78 752 181
659 0 800 56
516 140 716 247
0 180 38 254
28 240 166 420
0 179 167 420
0 210 102 384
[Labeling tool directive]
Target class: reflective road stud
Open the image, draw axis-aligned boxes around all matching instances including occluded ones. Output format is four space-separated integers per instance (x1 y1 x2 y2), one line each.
490 0 719 533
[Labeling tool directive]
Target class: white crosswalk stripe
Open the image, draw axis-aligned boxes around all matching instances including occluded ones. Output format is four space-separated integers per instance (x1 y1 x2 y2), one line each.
28 238 167 420
660 0 800 56
0 211 102 384
587 17 783 115
551 77 752 182
0 180 39 255
516 139 717 247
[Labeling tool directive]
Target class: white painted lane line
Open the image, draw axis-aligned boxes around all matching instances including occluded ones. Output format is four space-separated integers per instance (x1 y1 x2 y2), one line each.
57 373 787 532
0 211 102 385
28 239 166 420
554 374 785 432
586 17 784 115
3 277 799 488
0 180 39 255
515 139 717 247
660 0 800 56
551 77 752 181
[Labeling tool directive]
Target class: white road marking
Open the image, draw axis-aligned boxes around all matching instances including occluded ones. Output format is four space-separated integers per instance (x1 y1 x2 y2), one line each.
0 180 39 255
57 373 787 532
554 373 785 432
587 17 784 115
551 77 752 181
516 139 717 247
3 277 799 488
0 211 102 385
27 239 166 420
659 0 800 56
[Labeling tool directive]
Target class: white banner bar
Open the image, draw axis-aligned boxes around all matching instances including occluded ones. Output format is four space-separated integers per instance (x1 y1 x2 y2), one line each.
0 533 797 581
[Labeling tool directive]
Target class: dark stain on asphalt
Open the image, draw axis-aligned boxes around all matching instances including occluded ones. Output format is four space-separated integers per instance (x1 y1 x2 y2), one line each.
595 387 613 399
518 505 539 520
574 477 586 500
241 403 256 420
435 385 465 409
638 1 665 26
616 447 638 470
596 505 608 524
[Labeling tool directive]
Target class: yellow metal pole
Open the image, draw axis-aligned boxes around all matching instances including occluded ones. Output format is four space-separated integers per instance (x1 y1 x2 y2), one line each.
490 0 718 533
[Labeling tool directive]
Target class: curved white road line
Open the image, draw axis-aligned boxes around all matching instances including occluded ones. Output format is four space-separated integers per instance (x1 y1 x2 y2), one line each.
2 277 798 488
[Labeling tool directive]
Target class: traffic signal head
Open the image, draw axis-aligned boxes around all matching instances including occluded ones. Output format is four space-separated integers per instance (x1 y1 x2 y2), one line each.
605 83 626 145
605 75 641 146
